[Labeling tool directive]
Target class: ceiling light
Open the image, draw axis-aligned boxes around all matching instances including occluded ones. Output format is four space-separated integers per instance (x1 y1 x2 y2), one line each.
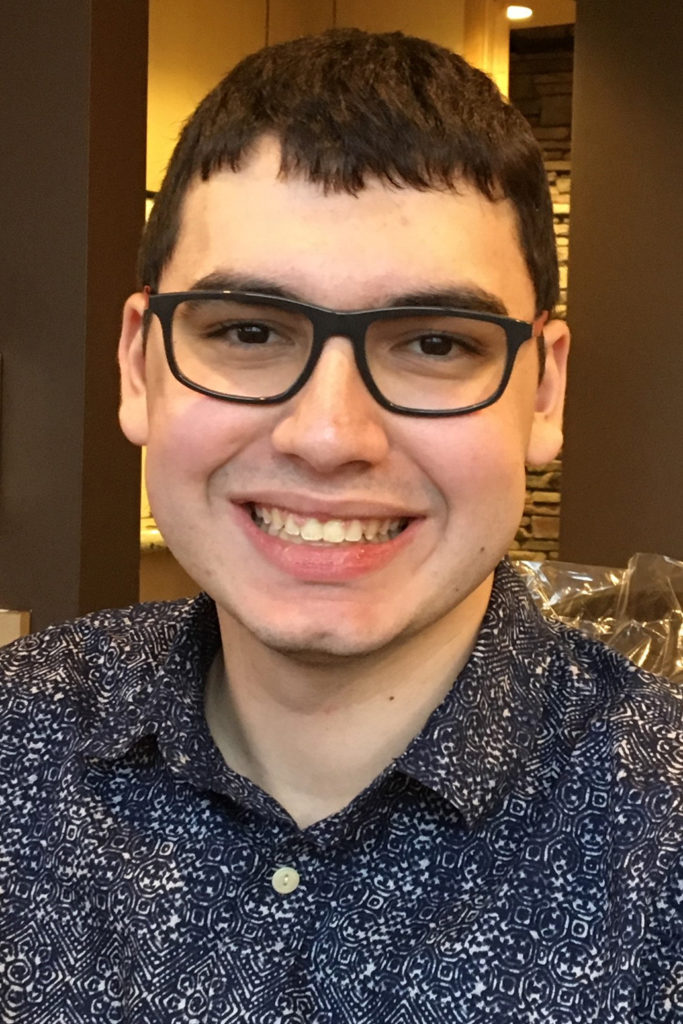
506 5 533 19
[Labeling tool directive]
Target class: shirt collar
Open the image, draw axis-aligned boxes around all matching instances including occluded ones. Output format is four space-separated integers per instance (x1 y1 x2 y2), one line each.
80 593 220 765
395 561 557 826
80 562 556 825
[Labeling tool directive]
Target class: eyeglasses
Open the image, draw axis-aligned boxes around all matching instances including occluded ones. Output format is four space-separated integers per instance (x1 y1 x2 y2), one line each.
145 290 537 417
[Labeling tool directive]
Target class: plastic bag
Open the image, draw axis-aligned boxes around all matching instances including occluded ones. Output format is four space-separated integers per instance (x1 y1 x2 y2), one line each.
515 552 683 684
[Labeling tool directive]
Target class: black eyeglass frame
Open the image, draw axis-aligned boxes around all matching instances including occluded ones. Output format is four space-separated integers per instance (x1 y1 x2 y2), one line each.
146 290 537 418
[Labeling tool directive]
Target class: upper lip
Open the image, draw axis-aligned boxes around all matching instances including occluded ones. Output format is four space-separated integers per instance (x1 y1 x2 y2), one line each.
234 493 424 521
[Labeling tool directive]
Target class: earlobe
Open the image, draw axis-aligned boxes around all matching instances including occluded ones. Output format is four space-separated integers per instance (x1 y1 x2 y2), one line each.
526 318 570 468
118 292 150 447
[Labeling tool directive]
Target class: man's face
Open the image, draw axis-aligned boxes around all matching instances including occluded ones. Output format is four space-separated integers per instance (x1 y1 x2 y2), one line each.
119 137 567 661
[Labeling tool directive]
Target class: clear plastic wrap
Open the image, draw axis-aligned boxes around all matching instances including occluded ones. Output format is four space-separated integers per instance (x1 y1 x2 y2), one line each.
516 553 683 684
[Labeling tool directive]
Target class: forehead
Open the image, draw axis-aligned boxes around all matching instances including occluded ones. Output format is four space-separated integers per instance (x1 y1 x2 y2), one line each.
165 138 535 316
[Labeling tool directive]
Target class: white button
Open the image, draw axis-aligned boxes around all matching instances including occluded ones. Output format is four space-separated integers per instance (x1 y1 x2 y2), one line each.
271 866 300 894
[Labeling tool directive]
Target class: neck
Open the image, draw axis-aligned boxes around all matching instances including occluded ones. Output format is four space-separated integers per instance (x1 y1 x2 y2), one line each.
205 576 492 828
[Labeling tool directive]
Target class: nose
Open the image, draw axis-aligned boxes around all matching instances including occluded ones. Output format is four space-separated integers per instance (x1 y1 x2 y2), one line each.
270 337 390 472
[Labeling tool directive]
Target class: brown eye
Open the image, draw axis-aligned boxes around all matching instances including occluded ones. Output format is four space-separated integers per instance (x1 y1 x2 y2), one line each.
204 321 273 344
417 335 456 357
232 323 271 344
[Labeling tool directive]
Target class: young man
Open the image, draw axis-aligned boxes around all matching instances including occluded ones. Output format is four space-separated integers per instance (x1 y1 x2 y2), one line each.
1 29 681 1024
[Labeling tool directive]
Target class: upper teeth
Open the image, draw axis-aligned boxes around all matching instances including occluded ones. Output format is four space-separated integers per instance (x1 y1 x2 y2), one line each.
252 505 405 544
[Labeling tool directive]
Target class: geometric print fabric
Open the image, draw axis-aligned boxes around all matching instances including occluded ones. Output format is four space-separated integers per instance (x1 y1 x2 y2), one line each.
0 561 682 1022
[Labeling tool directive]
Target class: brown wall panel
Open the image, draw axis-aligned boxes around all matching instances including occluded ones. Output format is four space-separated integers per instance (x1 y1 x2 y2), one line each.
0 1 147 629
560 0 683 565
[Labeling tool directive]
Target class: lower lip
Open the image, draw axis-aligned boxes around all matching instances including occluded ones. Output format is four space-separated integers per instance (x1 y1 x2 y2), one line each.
237 505 419 582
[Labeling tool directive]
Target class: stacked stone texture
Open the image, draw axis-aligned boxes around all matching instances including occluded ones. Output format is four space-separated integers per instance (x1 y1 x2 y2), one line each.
508 26 573 561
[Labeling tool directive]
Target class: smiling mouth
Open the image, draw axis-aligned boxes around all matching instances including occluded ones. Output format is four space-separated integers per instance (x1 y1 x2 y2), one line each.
248 504 410 544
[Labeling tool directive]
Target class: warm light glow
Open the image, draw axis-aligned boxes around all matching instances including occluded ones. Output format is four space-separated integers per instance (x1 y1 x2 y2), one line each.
506 5 533 19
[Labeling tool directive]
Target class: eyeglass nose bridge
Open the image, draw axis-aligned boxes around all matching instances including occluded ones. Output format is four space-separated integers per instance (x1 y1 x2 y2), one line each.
295 306 383 405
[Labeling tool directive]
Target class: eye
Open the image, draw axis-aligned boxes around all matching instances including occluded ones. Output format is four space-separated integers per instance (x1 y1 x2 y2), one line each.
409 333 479 358
206 321 274 344
414 334 459 357
230 323 271 344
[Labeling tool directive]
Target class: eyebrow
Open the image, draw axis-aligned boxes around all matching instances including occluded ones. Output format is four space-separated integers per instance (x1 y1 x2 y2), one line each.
386 288 508 317
188 272 509 317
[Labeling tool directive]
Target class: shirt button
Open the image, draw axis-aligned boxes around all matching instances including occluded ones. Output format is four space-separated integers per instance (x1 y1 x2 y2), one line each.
271 866 300 894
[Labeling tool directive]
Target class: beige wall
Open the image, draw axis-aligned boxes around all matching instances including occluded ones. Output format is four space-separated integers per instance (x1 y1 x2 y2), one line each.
147 0 267 190
336 0 466 52
148 0 512 193
517 0 575 29
267 0 335 44
464 0 510 96
146 1 582 194
0 611 31 647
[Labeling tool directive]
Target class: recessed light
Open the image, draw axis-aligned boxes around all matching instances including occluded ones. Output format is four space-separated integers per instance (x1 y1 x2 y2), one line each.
506 5 533 19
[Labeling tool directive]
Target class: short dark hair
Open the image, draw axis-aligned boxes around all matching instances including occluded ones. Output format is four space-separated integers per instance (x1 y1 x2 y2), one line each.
139 28 558 315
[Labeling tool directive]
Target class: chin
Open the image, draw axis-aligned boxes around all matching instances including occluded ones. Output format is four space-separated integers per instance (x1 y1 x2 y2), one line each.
223 596 413 662
248 623 393 663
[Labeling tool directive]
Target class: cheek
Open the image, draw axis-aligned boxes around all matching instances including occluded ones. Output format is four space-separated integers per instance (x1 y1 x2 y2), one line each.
412 407 530 519
143 388 266 501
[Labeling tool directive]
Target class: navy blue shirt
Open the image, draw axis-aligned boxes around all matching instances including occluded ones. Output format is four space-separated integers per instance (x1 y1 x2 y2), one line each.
1 562 682 1022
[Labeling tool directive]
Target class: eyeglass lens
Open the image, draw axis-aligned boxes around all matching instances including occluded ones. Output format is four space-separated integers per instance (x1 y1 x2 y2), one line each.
170 296 510 411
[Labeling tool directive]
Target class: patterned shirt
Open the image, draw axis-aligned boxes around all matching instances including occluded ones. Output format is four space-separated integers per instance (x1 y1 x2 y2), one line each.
0 561 681 1023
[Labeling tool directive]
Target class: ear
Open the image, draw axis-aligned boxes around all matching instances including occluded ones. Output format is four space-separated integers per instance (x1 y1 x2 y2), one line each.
525 317 570 467
118 292 150 446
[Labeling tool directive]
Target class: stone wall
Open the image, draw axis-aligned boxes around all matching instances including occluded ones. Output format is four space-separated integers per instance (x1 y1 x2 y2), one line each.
515 459 562 562
508 25 573 561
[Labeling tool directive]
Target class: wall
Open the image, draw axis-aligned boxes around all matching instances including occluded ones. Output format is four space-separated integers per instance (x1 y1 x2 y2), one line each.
508 24 574 562
147 0 476 192
148 0 268 191
516 0 575 30
1 2 146 630
560 0 683 565
147 0 514 191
